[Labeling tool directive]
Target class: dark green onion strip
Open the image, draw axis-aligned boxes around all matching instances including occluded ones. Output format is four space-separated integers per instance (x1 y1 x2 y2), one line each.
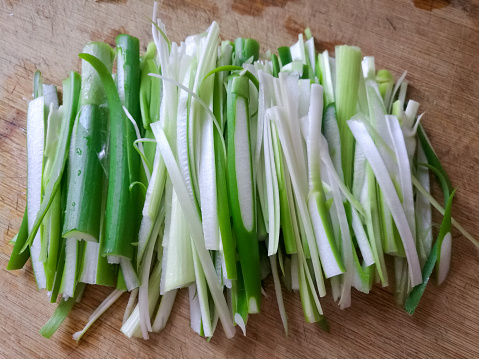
403 189 455 315
39 283 86 338
417 125 453 193
227 74 261 313
6 209 30 270
63 43 114 243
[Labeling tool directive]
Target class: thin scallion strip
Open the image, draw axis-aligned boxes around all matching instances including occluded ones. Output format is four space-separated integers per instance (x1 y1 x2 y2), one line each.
7 209 30 270
404 190 455 314
39 283 86 338
227 74 261 313
335 45 362 189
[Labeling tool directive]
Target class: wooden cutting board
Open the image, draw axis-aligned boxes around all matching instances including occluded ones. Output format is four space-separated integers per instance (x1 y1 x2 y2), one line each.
1 1 479 358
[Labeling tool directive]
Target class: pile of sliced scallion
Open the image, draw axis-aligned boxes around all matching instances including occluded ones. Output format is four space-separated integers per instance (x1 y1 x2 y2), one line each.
7 3 478 341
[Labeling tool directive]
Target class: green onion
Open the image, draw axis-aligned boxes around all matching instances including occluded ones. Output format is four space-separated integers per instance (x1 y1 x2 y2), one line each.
6 209 30 270
227 74 261 313
404 189 455 314
39 283 86 338
335 45 362 189
63 43 114 243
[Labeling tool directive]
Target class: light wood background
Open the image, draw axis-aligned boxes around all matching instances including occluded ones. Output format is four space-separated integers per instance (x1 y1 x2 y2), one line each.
1 0 479 358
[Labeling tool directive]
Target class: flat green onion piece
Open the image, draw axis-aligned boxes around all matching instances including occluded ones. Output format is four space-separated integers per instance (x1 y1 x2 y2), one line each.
152 123 235 338
416 162 453 284
62 105 105 242
309 185 346 278
365 166 389 286
352 250 373 293
419 163 449 205
44 190 61 290
348 119 422 286
404 190 455 315
386 115 416 243
80 173 118 287
192 243 214 337
297 255 323 323
73 289 125 342
319 51 335 107
278 46 292 67
394 257 409 305
327 169 353 308
33 70 42 98
304 37 315 77
149 17 171 52
140 59 160 129
122 288 138 325
151 289 177 333
21 72 81 252
212 46 237 279
116 267 128 291
129 181 147 197
203 66 259 91
79 52 134 259
118 33 143 251
124 107 152 181
227 74 261 313
335 45 362 189
387 71 407 114
376 69 394 101
213 73 237 279
7 208 30 270
231 261 248 336
290 33 306 66
213 41 233 130
264 107 281 255
138 216 159 339
121 261 162 338
59 238 83 298
39 282 86 338
274 129 297 254
270 254 288 335
137 145 166 266
322 104 344 180
49 235 66 303
417 125 453 193
161 186 195 292
416 144 433 264
350 205 375 267
271 54 280 77
233 38 260 67
140 41 156 68
26 95 47 289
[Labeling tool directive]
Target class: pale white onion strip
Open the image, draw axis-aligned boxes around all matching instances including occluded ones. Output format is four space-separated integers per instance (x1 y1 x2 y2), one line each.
348 119 422 286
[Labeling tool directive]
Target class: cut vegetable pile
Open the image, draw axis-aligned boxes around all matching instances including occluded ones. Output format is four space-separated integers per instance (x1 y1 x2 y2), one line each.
7 3 478 340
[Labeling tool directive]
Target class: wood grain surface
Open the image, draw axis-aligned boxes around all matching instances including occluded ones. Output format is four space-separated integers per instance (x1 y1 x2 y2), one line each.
1 0 479 358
